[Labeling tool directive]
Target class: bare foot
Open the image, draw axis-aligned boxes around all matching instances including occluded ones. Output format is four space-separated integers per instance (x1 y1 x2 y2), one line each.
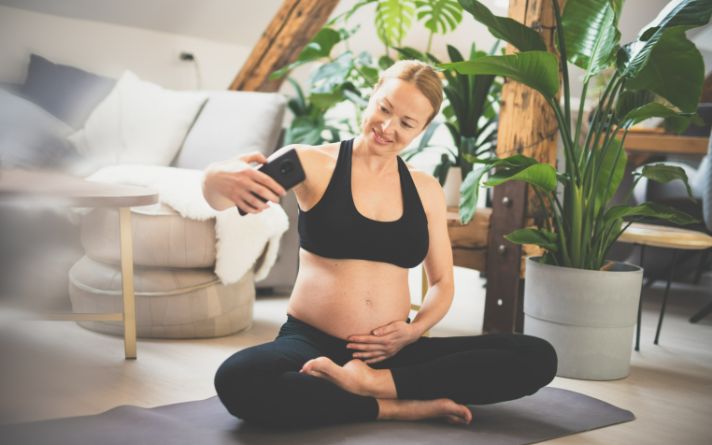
377 398 473 425
300 357 397 398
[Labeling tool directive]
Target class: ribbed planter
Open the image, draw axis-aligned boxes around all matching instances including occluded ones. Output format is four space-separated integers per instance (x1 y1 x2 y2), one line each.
523 257 643 380
442 166 462 208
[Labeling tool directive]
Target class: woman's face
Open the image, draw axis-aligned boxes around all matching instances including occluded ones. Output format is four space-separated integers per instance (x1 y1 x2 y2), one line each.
360 78 434 153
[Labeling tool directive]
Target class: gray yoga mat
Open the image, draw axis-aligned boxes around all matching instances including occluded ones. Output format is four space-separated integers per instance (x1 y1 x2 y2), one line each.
0 387 634 445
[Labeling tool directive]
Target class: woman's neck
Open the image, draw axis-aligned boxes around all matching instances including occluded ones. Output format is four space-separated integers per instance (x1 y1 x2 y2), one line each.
352 135 399 176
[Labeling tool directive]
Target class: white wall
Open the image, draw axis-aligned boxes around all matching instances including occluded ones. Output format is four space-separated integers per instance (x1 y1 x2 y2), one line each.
0 5 252 90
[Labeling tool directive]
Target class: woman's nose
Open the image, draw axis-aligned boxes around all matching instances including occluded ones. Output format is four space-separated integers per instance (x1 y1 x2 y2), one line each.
381 119 393 131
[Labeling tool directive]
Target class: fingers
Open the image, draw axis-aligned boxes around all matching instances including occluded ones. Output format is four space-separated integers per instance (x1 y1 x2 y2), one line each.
372 323 400 336
347 335 389 345
351 349 387 358
346 340 387 350
364 355 388 364
239 152 268 164
247 169 287 200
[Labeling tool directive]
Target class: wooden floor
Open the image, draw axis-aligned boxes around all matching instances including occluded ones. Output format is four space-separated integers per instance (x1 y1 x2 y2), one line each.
1 266 710 444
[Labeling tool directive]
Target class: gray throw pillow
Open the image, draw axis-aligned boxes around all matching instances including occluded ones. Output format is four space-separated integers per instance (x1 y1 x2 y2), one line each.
21 54 116 129
0 88 76 170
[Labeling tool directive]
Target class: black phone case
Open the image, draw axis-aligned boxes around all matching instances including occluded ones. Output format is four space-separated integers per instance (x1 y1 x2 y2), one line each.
237 148 306 215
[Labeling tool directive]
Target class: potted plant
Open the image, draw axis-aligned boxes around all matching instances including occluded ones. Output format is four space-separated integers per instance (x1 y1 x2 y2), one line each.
445 0 710 379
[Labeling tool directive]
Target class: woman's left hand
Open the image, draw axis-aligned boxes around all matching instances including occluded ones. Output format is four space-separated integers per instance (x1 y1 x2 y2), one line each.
346 320 419 365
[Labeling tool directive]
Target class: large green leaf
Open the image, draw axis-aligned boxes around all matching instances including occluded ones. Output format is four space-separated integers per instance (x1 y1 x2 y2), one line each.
626 27 705 113
415 0 463 34
561 0 622 82
615 90 656 121
639 0 712 39
621 102 694 128
444 52 560 99
603 202 699 226
309 52 353 94
285 115 326 145
484 162 558 192
375 0 416 47
458 0 546 52
635 163 694 198
594 138 627 208
505 228 558 252
459 162 489 224
621 0 712 81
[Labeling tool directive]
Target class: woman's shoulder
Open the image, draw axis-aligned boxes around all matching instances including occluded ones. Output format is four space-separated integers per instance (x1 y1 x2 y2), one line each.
403 162 445 213
269 142 339 166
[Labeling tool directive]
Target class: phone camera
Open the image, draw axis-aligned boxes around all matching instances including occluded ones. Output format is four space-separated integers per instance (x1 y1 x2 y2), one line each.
280 160 294 175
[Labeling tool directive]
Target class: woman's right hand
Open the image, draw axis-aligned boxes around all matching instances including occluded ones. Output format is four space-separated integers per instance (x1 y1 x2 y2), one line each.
203 152 287 213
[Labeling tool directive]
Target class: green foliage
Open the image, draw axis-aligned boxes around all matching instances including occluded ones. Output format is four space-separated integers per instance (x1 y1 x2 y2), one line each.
393 43 502 204
451 0 709 270
375 0 416 49
273 0 501 198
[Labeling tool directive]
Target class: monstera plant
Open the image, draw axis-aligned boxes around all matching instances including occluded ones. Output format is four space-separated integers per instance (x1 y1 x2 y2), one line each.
447 0 710 271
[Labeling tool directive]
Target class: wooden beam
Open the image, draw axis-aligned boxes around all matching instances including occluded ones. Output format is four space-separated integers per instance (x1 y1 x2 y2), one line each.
483 0 564 334
229 0 340 92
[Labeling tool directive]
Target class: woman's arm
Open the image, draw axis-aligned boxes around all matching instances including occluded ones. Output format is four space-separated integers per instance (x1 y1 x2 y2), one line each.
202 152 287 213
409 172 455 337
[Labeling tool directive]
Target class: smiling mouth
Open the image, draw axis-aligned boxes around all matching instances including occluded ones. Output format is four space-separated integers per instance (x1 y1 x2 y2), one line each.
372 128 393 144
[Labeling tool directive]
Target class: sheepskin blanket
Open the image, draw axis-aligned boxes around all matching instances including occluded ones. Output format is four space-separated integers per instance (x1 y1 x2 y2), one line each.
66 160 289 285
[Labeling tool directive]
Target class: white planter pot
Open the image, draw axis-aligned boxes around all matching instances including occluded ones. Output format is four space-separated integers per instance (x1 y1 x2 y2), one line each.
443 166 462 208
523 257 643 380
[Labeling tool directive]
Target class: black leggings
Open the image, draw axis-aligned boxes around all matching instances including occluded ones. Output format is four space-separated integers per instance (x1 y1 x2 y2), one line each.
214 314 557 428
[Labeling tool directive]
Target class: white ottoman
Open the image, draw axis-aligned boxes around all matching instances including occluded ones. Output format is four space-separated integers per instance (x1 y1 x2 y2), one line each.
68 256 254 338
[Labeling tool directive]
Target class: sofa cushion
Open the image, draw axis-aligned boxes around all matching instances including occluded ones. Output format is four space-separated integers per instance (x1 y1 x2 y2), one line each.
80 202 218 268
21 54 116 129
68 255 254 339
172 90 286 169
68 70 207 175
0 89 76 169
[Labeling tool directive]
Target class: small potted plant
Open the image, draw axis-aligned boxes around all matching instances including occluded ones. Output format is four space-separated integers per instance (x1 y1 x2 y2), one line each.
445 0 710 379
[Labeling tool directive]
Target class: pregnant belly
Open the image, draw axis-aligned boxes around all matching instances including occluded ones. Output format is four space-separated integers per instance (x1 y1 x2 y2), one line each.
286 251 412 340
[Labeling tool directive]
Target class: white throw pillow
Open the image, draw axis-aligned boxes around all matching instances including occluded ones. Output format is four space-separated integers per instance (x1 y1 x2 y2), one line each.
172 90 286 169
68 70 206 173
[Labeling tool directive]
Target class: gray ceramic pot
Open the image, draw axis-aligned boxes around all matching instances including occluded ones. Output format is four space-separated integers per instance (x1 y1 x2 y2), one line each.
523 256 643 380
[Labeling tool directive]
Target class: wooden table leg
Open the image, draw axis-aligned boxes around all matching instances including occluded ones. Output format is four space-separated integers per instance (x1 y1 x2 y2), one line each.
118 207 137 359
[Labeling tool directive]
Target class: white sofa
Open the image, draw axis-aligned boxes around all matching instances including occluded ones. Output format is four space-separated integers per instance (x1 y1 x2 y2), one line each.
0 55 298 338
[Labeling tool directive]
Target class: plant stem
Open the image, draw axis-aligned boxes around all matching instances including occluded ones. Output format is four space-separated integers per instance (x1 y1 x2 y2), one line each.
551 0 571 142
582 72 620 163
550 99 580 183
574 80 589 152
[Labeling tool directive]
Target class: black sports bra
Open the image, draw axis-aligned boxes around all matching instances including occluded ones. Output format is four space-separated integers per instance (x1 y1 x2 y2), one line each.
297 138 429 268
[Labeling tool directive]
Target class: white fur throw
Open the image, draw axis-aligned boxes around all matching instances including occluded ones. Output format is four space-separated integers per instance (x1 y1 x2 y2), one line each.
70 161 289 285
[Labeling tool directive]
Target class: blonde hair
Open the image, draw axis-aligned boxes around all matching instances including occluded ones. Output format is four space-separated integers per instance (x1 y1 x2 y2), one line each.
374 60 443 127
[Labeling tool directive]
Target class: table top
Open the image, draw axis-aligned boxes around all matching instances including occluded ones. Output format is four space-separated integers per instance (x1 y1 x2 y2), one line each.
618 222 712 250
622 128 709 156
0 168 159 208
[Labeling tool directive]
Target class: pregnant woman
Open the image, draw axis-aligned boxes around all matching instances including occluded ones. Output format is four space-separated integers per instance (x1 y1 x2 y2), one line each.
203 60 557 428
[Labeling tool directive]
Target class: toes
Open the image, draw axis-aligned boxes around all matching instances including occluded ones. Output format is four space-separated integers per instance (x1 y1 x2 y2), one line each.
445 414 468 425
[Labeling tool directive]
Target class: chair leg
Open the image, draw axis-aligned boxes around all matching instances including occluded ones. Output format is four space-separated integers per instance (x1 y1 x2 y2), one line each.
636 244 646 352
690 300 712 323
655 250 678 345
692 250 709 284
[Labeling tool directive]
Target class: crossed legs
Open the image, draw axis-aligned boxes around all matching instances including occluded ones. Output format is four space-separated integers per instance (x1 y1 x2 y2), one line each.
214 320 557 428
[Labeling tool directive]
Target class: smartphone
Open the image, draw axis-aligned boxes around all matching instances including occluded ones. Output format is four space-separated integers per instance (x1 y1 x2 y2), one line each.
237 148 306 215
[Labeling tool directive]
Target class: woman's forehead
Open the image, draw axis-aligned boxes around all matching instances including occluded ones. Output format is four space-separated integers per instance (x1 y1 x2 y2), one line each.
375 78 433 120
